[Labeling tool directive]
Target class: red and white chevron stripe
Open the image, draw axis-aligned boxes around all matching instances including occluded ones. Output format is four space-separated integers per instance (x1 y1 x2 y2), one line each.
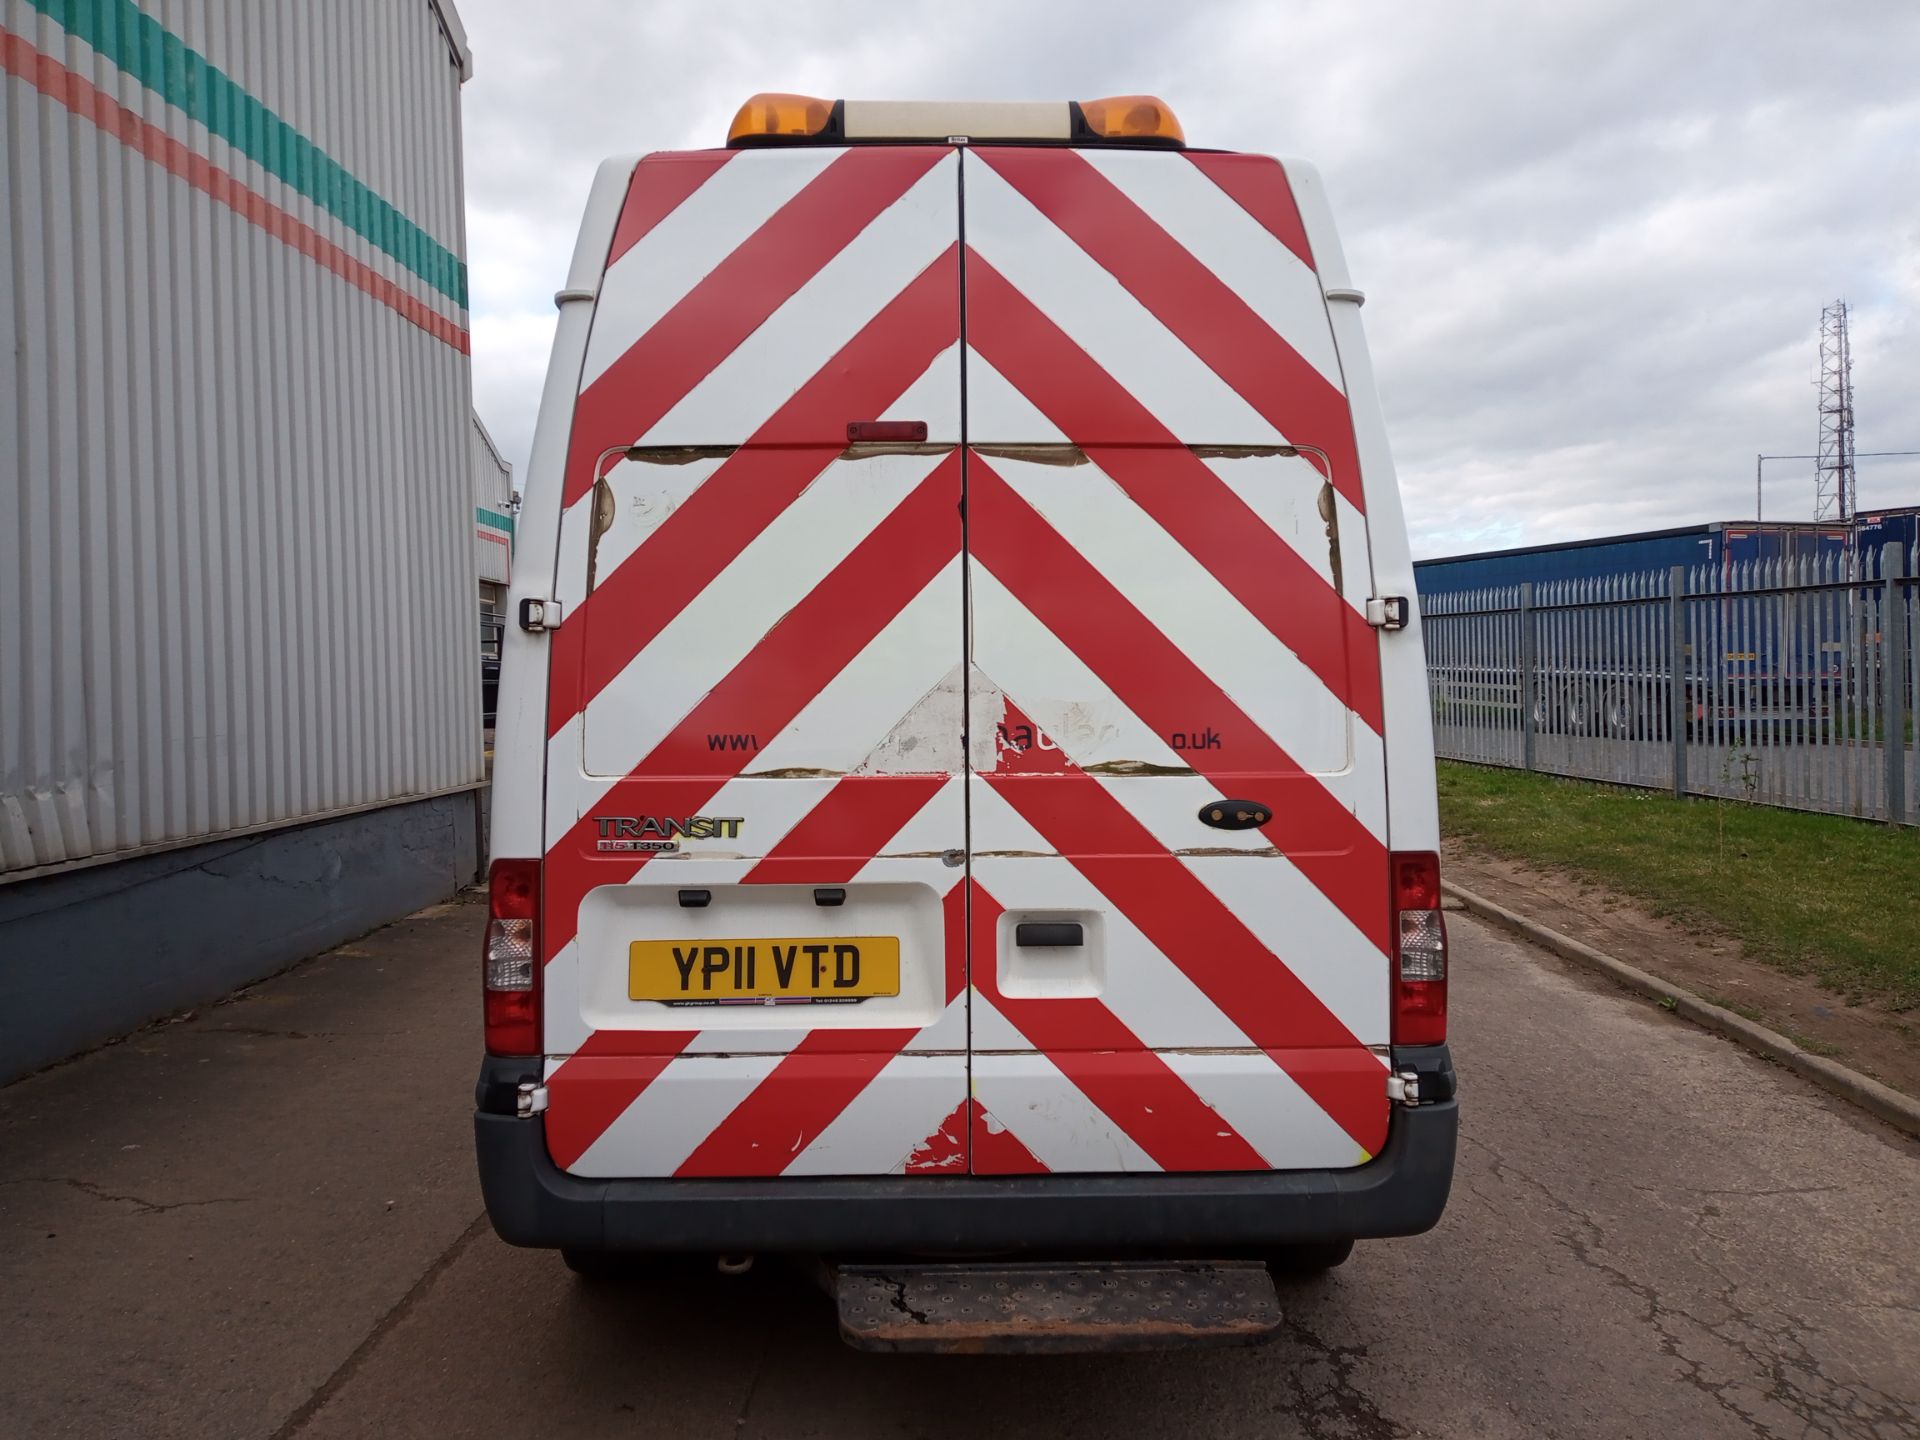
528 142 1393 1181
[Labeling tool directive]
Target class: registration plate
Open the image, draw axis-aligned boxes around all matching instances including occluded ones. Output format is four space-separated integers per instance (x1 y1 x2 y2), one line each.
629 936 901 1006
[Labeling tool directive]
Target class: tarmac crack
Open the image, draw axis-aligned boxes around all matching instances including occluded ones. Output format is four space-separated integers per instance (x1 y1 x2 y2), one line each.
1462 1132 1915 1438
1630 1182 1847 1201
732 1327 773 1435
204 1026 324 1040
1274 1314 1407 1440
2 1176 249 1215
267 1211 490 1439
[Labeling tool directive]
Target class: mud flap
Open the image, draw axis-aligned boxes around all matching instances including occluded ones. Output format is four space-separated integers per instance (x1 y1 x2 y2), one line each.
834 1260 1281 1354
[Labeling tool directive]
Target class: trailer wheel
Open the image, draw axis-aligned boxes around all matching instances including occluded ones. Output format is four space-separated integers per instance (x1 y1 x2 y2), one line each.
1562 684 1595 735
1598 683 1642 738
1526 690 1558 734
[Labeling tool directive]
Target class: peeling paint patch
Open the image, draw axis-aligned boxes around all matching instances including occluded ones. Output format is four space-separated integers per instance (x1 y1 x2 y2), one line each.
585 477 617 591
970 675 1129 774
620 445 738 466
973 443 1089 467
903 1098 970 1173
838 441 954 461
853 667 965 775
1317 480 1342 594
1081 759 1196 777
1189 444 1301 460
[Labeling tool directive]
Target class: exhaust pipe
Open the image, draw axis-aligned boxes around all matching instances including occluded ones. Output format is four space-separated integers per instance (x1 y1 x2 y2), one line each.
717 1254 755 1276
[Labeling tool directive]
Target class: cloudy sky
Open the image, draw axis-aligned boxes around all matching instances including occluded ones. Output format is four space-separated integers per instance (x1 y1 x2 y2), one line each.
454 0 1920 558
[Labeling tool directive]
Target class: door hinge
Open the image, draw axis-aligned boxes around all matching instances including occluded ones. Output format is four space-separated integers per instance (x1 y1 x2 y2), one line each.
516 1081 549 1117
518 597 563 633
1366 596 1411 631
1386 1071 1421 1106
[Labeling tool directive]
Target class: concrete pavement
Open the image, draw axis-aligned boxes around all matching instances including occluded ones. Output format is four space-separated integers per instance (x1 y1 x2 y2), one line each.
4 894 1917 1438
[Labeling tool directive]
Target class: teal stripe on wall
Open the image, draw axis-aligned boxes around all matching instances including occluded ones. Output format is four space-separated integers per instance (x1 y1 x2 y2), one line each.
29 0 468 309
476 508 514 536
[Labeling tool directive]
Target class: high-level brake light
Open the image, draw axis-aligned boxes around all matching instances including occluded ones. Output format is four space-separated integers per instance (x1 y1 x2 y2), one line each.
1391 851 1448 1046
725 94 1186 148
484 858 540 1055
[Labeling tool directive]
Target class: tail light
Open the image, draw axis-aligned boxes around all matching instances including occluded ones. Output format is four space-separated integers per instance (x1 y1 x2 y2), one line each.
1391 851 1447 1045
484 859 540 1055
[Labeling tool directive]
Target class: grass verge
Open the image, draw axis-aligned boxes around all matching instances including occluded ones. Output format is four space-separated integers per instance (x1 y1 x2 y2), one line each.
1437 762 1920 1011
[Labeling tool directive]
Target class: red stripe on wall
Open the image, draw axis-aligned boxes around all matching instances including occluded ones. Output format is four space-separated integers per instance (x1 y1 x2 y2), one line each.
0 27 469 355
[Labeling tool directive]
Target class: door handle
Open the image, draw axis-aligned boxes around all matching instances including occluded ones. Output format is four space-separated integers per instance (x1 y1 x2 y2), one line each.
1015 922 1083 947
1198 799 1271 830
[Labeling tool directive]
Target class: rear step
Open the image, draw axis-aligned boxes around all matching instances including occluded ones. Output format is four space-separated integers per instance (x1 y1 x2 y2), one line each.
834 1261 1282 1354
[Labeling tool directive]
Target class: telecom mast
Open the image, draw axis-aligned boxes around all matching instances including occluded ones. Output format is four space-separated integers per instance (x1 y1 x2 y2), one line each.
1814 300 1855 523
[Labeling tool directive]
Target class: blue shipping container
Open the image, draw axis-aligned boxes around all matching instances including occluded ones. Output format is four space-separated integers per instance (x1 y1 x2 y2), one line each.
1415 509 1919 594
1414 507 1918 736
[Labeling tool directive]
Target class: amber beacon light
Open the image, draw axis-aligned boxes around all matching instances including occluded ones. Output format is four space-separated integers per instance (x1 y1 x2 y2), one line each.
1074 94 1184 143
728 92 835 144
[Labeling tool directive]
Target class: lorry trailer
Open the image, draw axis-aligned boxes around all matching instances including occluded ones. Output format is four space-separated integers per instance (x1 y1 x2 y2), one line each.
1416 510 1919 738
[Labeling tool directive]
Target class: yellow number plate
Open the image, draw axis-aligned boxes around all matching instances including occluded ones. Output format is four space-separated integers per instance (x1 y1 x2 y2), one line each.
629 937 901 1005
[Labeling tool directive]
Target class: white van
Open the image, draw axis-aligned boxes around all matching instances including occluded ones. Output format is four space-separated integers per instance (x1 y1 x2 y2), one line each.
477 94 1456 1351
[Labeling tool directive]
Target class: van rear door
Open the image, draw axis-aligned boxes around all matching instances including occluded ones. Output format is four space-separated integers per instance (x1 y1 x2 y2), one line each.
535 141 1394 1182
539 146 973 1178
958 147 1393 1172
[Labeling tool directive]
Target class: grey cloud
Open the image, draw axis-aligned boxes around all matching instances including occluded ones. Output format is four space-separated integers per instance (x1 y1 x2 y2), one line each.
456 0 1920 555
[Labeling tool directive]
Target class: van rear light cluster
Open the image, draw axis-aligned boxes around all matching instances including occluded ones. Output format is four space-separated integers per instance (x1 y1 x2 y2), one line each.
484 859 540 1056
1391 852 1448 1046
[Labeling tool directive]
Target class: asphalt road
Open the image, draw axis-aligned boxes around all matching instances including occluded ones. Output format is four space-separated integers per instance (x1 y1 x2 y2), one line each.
4 893 1917 1439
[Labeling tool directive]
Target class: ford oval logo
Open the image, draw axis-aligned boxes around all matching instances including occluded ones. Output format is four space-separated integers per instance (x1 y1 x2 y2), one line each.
1198 799 1271 831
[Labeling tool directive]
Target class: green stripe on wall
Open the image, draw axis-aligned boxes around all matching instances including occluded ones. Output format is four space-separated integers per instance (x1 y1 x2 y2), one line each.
29 0 468 309
476 508 514 536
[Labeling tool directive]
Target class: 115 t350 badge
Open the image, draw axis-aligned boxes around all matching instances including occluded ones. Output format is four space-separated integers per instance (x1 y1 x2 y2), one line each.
593 814 743 853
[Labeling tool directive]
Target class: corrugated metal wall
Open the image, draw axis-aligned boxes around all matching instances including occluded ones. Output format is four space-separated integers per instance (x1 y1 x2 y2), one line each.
472 415 513 587
1 0 483 874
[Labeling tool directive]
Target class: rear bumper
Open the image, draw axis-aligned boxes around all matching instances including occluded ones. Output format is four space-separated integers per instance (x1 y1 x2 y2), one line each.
473 1053 1459 1256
